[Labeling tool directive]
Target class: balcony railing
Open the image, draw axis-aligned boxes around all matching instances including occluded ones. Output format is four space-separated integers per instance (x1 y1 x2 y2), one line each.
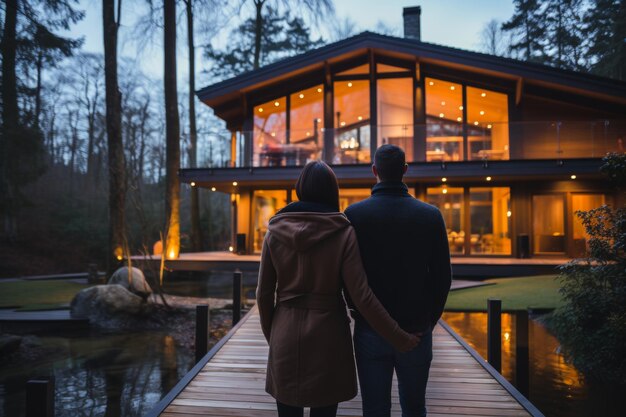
194 120 626 169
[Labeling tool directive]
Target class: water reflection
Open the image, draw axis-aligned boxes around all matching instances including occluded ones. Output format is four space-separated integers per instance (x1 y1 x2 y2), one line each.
0 330 193 417
442 312 603 417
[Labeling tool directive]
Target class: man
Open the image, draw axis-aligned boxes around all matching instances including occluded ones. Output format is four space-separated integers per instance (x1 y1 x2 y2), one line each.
345 144 452 417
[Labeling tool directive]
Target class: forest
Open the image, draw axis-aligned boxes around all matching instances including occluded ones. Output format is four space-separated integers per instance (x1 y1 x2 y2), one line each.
0 0 624 277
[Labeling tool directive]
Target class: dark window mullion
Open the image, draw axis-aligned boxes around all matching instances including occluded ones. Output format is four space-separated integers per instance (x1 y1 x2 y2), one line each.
462 86 468 161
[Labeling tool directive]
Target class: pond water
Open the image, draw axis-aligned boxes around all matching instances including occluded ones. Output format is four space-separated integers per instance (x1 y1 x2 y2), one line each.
442 312 624 417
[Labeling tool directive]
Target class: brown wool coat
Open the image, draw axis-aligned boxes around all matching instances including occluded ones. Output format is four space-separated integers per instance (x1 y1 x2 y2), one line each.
256 211 414 407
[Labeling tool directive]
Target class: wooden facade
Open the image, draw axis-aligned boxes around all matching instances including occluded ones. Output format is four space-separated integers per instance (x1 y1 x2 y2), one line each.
191 32 626 258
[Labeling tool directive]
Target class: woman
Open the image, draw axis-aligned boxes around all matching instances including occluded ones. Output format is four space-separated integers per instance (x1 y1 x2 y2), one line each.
256 161 419 417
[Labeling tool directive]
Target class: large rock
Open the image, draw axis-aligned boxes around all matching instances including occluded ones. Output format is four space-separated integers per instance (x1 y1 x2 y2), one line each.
108 266 152 299
70 285 147 328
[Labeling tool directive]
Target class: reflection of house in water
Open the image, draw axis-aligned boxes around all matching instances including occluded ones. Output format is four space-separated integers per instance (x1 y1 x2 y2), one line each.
188 6 626 258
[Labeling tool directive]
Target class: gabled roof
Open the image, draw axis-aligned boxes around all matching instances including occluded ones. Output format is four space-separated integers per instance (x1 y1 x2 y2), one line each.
197 31 626 106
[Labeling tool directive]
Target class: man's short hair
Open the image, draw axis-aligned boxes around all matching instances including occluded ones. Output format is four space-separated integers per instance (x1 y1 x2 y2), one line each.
374 144 406 181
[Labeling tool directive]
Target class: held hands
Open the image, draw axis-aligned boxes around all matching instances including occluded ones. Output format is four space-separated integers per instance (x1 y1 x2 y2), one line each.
398 331 422 352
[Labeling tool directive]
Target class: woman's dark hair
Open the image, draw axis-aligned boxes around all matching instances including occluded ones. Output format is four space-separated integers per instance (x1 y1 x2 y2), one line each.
295 161 340 211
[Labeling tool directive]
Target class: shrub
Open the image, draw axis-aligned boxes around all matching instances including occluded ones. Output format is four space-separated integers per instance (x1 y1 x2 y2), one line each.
552 153 626 385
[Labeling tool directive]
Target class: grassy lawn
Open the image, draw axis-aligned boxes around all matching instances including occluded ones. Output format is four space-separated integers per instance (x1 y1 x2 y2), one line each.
445 275 564 312
0 280 91 311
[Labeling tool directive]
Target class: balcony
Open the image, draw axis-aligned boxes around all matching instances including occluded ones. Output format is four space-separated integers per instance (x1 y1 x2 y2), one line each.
194 120 625 169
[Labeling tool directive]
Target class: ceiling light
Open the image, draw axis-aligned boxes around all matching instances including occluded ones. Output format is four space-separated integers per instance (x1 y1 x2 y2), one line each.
429 81 434 86
190 181 196 187
299 93 304 99
439 113 445 118
442 177 447 182
486 176 492 181
481 92 487 97
480 110 485 115
459 105 463 110
340 121 346 126
211 187 216 192
487 124 492 129
357 116 363 121
442 188 448 194
441 101 446 106
317 118 322 122
507 210 512 217
232 181 238 186
258 108 263 113
571 174 577 180
274 101 279 107
474 121 479 125
456 117 462 122
317 88 322 93
347 82 353 87
450 86 455 90
306 132 310 136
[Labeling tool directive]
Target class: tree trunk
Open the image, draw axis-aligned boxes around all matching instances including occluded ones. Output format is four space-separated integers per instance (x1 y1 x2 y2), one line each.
103 0 126 273
253 0 265 69
0 0 19 240
186 0 203 251
164 0 181 259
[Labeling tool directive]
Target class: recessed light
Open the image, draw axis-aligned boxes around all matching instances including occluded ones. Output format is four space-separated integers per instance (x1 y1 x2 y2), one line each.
347 82 353 87
442 177 447 182
486 176 492 181
480 110 485 115
429 81 434 86
258 108 264 112
507 210 512 217
441 101 446 106
340 121 346 126
571 174 577 180
442 188 448 194
481 92 487 97
474 121 479 125
211 187 216 192
487 124 492 129
299 93 304 99
274 101 279 107
459 105 463 110
439 113 445 118
190 181 196 187
306 132 310 136
450 86 455 90
232 181 238 186
317 88 322 93
357 116 363 121
457 117 462 122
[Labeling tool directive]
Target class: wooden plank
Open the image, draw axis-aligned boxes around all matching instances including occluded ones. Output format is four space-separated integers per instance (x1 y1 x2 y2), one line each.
155 307 542 417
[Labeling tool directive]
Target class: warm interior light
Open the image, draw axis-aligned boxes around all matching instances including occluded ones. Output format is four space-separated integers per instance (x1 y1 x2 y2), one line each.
504 332 510 341
232 181 238 186
190 181 196 187
347 82 353 87
481 92 487 97
474 121 479 125
429 81 434 86
299 93 304 99
274 101 279 107
340 121 346 126
441 101 446 106
456 117 462 122
357 116 363 121
486 176 492 181
442 177 447 182
487 124 492 129
228 246 234 252
116 255 123 261
271 132 276 137
459 105 463 110
439 113 445 118
571 174 577 180
317 88 322 93
211 187 216 192
317 118 322 122
442 188 448 194
168 250 176 260
507 210 512 217
450 86 455 90
258 107 263 113
306 132 310 136
480 110 485 115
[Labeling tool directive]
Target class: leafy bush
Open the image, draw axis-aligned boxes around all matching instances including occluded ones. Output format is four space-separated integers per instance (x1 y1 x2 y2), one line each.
552 153 626 385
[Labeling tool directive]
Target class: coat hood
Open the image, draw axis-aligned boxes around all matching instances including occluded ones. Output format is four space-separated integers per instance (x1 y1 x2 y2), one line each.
268 212 350 252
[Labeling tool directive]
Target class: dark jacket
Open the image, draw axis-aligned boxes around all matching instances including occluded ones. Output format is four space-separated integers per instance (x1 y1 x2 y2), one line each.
256 201 415 407
344 181 452 332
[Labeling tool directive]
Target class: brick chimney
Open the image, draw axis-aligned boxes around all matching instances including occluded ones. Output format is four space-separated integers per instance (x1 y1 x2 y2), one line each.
403 6 421 41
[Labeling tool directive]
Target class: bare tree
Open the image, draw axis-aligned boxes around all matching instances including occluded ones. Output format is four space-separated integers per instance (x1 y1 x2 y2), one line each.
480 19 508 56
103 0 127 271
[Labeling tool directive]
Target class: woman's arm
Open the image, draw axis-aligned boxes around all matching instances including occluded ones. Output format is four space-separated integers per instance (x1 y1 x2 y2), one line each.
341 227 418 351
256 235 277 342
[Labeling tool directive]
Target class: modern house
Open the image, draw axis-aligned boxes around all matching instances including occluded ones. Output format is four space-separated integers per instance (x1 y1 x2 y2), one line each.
188 6 626 259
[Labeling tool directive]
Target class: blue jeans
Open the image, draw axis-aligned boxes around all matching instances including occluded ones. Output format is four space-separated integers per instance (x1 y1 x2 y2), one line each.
354 319 433 417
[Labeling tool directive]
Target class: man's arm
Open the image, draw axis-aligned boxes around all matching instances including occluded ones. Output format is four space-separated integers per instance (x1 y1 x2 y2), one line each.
428 210 452 328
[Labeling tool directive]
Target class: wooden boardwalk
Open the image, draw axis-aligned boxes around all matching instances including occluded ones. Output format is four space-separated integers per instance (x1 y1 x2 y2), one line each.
150 307 544 417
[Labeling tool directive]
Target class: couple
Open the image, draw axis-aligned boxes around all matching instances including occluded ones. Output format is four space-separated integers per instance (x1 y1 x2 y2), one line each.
256 144 452 417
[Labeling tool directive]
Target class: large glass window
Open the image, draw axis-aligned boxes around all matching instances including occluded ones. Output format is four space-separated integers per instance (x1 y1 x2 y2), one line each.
470 188 511 254
378 78 414 161
533 194 566 254
252 190 288 252
572 194 605 257
427 186 465 255
339 188 371 211
333 80 370 164
467 87 509 161
425 78 463 162
254 97 287 166
289 85 324 164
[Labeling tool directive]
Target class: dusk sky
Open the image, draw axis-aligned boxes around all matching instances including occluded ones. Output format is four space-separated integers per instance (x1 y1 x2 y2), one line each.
64 0 515 83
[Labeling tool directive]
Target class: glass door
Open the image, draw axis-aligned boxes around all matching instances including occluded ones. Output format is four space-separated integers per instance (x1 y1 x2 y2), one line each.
532 194 566 255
